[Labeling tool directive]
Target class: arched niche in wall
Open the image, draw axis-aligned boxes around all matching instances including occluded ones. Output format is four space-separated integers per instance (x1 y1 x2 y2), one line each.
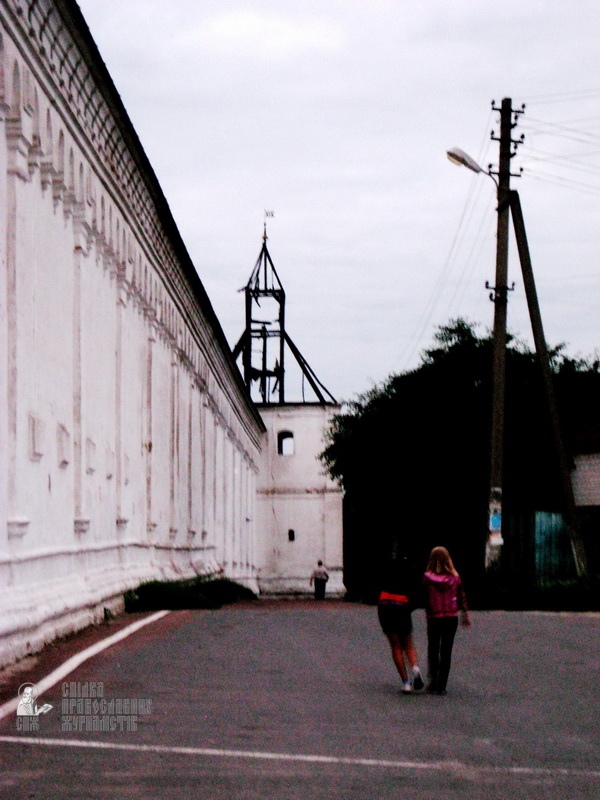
10 60 22 123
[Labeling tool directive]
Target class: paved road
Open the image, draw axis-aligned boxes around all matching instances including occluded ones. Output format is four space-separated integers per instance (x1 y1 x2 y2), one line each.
0 601 598 799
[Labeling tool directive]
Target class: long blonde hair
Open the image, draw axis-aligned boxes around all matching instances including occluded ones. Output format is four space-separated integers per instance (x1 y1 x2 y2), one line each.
426 546 458 576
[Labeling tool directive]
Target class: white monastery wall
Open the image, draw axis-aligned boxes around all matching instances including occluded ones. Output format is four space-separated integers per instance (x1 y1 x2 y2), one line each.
0 0 265 668
256 405 344 596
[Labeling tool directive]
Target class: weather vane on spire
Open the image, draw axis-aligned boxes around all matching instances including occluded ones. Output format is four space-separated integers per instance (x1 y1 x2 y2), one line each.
264 210 275 240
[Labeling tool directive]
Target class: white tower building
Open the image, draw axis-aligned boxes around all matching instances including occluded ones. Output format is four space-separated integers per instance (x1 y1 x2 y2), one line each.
233 231 344 595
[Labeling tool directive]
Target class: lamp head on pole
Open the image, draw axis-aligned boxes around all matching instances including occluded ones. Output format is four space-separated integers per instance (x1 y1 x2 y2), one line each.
446 147 483 174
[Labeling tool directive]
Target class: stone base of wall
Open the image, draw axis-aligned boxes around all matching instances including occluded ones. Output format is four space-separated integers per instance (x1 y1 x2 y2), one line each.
0 551 226 670
229 576 260 596
0 591 125 671
258 568 345 598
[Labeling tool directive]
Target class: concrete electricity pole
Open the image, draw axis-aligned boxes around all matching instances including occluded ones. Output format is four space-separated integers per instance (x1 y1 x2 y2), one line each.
449 98 588 581
509 192 588 579
485 97 522 569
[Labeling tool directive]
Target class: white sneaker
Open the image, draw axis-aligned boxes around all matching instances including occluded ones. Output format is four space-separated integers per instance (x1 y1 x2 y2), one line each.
401 680 412 693
412 668 424 691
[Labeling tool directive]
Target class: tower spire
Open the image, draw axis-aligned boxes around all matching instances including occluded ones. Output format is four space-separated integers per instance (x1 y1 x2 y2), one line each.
232 229 336 405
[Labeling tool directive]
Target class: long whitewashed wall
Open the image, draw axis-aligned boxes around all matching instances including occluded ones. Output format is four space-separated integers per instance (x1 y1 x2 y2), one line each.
0 0 264 667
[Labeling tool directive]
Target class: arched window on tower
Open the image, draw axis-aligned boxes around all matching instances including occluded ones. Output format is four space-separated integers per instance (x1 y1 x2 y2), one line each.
277 430 294 456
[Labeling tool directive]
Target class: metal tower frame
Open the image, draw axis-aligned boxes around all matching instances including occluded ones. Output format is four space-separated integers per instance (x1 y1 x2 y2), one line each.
232 227 336 405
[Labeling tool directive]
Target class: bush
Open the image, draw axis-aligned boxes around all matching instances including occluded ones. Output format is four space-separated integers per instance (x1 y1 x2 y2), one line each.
124 577 256 612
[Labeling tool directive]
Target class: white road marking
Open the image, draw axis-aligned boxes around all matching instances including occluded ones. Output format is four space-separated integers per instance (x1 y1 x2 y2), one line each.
0 611 170 722
0 735 598 779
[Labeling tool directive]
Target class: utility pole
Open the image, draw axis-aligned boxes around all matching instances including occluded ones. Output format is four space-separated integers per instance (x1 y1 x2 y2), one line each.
448 99 587 580
485 97 521 569
509 191 588 579
485 99 587 579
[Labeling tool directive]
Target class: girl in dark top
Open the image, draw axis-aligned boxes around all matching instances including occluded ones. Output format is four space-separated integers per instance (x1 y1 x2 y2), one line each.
377 555 424 693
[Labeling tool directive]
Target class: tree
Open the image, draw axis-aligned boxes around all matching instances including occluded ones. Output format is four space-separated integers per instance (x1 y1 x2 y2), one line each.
320 319 600 601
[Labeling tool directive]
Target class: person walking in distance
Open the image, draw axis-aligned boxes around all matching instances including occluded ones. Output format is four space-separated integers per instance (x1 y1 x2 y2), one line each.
423 546 471 695
377 554 424 694
310 560 329 600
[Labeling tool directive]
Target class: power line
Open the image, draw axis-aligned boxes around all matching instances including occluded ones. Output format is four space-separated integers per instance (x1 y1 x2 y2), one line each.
522 168 600 196
398 93 599 375
396 114 495 372
522 145 600 172
523 89 600 105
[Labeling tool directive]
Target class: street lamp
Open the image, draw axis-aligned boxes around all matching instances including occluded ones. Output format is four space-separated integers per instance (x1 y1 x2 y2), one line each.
446 147 484 175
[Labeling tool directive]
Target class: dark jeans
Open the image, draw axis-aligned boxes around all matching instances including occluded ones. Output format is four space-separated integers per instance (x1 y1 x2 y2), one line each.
314 579 327 600
427 616 458 692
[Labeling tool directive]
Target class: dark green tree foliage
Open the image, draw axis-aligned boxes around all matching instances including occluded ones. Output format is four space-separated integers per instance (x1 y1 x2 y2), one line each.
320 319 600 602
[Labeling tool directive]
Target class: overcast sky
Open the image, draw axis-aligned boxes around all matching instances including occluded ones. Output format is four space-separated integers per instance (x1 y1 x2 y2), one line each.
76 0 600 402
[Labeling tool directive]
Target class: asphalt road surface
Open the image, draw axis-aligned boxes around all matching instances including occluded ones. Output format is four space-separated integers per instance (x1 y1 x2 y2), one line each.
0 600 598 799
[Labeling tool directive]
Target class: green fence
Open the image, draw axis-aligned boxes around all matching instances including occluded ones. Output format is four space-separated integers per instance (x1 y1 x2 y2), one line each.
534 511 576 584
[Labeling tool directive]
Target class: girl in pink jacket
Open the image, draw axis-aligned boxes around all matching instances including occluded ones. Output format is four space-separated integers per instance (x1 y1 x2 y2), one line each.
423 546 471 695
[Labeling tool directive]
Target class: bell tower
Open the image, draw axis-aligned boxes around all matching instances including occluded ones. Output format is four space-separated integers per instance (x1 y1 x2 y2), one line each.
232 226 336 406
232 226 344 597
